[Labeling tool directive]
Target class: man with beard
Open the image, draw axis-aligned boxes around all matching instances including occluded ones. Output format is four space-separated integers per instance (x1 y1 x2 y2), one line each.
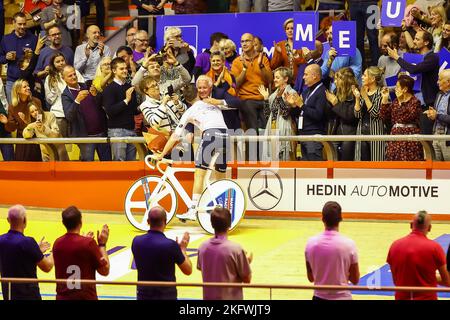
378 33 402 86
35 26 74 78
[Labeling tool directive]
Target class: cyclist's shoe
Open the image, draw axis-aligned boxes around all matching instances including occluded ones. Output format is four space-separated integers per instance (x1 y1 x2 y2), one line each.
176 209 197 222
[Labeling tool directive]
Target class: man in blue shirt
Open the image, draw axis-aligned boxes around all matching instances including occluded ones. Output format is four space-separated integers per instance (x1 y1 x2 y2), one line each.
0 12 37 104
34 26 74 78
0 205 53 300
321 25 362 91
131 206 192 300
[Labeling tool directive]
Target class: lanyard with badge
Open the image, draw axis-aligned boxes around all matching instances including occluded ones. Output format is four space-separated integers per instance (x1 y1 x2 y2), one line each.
298 83 322 130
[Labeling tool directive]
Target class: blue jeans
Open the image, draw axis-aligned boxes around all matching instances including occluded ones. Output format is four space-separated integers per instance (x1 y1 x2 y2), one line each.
0 133 13 161
349 1 380 67
108 128 137 161
5 80 14 106
78 132 111 161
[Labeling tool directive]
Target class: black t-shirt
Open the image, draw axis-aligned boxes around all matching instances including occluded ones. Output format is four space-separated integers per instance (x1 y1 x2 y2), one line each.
131 230 185 300
0 230 44 300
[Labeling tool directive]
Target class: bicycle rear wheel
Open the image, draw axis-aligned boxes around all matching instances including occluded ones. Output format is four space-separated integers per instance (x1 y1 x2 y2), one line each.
197 179 246 234
124 175 178 231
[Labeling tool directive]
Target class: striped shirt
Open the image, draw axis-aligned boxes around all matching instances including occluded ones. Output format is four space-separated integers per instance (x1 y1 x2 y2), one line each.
139 95 186 134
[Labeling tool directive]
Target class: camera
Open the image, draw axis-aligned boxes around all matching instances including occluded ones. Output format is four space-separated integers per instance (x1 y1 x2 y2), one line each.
154 52 165 65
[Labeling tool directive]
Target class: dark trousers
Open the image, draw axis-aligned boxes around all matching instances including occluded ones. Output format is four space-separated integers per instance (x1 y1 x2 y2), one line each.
349 1 380 67
300 141 323 161
0 133 14 161
0 9 4 43
420 105 434 135
240 99 266 161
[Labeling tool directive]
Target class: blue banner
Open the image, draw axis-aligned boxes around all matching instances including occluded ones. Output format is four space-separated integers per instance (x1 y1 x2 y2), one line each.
402 53 423 92
381 0 406 27
332 21 356 57
439 47 450 72
156 12 297 58
293 12 318 50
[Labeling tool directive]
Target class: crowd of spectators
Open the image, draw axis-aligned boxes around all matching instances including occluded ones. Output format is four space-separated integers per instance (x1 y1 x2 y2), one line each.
1 202 448 300
0 0 449 162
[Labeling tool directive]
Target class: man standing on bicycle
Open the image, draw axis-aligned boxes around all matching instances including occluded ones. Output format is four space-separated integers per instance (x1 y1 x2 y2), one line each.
155 76 229 221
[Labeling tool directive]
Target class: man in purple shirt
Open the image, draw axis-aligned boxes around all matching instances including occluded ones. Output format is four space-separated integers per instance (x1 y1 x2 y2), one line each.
133 30 150 63
61 65 111 161
197 207 252 300
305 201 360 300
193 32 228 80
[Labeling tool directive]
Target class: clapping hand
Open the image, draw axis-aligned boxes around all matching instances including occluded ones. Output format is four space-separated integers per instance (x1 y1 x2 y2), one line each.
35 34 47 54
98 42 105 56
89 85 98 97
424 106 437 120
284 92 303 108
273 41 282 54
0 114 7 124
75 90 89 103
325 90 338 106
38 237 51 253
258 85 269 100
351 85 361 99
381 87 390 101
177 232 190 251
257 52 263 66
125 87 135 103
97 224 109 246
82 231 94 238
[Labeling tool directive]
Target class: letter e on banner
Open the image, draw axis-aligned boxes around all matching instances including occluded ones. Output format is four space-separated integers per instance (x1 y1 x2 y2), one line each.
332 21 356 57
381 0 406 27
293 12 318 50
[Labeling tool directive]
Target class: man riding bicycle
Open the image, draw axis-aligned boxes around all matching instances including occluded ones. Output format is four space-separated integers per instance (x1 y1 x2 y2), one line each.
155 76 230 221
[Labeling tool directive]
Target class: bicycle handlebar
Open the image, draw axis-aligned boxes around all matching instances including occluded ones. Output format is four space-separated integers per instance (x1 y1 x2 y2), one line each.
144 154 174 171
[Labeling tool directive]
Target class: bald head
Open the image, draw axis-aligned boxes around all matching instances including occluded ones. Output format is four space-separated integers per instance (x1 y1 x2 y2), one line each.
411 210 432 233
438 69 450 92
241 33 255 54
7 205 26 229
148 206 167 230
303 64 322 87
86 25 101 44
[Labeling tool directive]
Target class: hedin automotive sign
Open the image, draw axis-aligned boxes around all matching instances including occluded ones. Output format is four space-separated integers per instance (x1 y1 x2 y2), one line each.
239 168 450 214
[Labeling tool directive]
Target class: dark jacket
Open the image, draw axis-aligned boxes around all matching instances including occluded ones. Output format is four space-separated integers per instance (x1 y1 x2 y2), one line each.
292 81 328 134
61 83 106 137
294 58 324 94
212 81 242 131
103 80 139 130
397 51 439 106
326 98 358 135
433 91 450 146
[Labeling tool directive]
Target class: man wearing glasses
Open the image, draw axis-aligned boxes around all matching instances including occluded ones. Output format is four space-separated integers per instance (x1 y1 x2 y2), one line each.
35 26 75 79
133 30 152 63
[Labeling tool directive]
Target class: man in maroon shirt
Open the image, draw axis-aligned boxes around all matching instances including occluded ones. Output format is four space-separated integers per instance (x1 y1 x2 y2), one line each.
52 206 110 300
387 210 450 300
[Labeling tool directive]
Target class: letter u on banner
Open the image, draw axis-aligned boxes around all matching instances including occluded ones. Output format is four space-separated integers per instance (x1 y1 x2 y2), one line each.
332 21 356 57
293 12 318 50
381 0 406 27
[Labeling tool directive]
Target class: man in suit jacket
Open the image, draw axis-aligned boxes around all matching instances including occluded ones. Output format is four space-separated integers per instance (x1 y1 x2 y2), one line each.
291 64 328 161
61 65 111 161
294 40 324 94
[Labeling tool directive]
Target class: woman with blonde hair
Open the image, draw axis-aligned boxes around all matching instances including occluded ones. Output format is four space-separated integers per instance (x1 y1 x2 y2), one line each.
0 79 43 161
258 67 298 161
92 57 113 93
325 67 359 161
23 102 69 161
352 66 386 161
219 38 238 68
271 18 305 84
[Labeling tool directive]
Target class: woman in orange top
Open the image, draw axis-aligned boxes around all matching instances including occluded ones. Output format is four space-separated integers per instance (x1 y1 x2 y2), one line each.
271 18 306 85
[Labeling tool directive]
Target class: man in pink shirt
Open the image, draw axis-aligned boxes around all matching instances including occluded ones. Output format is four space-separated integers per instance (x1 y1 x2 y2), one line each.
197 207 253 300
305 201 360 300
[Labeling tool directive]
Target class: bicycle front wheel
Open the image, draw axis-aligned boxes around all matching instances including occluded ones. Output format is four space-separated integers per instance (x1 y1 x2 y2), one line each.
197 179 246 234
124 175 178 231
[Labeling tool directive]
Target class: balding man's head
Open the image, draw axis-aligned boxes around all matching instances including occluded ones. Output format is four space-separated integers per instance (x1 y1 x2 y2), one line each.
62 65 78 87
303 64 322 87
438 69 450 92
241 33 255 54
86 25 101 43
411 210 432 234
7 205 26 229
148 206 167 230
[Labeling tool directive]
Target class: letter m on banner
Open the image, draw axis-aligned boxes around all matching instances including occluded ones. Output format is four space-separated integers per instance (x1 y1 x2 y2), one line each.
381 0 406 27
293 12 318 50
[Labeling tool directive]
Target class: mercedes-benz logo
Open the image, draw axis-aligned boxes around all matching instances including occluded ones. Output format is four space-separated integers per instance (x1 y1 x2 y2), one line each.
247 170 283 210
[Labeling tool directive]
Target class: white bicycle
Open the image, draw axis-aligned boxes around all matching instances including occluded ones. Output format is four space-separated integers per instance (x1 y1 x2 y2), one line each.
124 154 246 234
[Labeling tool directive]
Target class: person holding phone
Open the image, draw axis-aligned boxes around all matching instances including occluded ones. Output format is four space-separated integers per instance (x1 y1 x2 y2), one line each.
23 102 69 161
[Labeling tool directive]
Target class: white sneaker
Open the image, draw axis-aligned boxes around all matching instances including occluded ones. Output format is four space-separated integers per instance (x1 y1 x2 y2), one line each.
176 209 197 221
